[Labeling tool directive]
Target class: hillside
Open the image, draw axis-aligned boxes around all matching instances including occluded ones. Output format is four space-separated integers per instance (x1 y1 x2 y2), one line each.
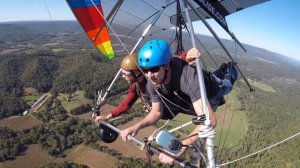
0 21 299 168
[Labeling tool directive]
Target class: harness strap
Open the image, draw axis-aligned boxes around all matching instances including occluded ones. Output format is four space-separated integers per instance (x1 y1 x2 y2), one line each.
135 80 152 112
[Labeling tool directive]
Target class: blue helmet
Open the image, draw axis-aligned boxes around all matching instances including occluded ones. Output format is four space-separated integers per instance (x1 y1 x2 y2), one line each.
138 39 172 68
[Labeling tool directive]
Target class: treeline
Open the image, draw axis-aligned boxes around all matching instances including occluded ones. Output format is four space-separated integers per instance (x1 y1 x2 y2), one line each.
0 53 58 93
0 50 129 118
0 95 29 118
0 21 129 119
52 53 127 99
0 127 26 161
0 117 101 161
70 104 91 115
89 142 173 168
0 93 101 161
117 157 173 168
40 161 88 168
33 97 68 122
0 53 59 118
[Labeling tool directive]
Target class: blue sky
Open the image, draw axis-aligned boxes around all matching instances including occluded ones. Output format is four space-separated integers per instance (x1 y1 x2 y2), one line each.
1 0 299 61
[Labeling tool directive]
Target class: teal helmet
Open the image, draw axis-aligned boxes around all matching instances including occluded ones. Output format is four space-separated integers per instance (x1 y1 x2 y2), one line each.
138 39 172 68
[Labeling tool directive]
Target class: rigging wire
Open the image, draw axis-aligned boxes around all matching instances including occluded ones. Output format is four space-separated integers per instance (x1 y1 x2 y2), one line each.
216 95 229 156
88 0 178 114
195 35 218 68
71 2 290 168
122 11 158 40
218 40 240 153
69 2 295 168
43 0 53 21
174 0 184 54
218 131 300 167
219 96 236 152
42 0 64 52
168 27 178 46
92 0 188 136
142 0 175 18
179 16 208 70
121 0 176 42
108 1 121 26
118 10 165 51
89 0 130 54
102 0 169 31
89 3 247 166
102 0 174 55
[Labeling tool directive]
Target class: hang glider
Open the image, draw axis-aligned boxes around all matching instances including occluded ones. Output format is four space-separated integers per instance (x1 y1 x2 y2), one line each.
84 0 273 167
66 0 115 59
97 0 269 56
170 0 270 34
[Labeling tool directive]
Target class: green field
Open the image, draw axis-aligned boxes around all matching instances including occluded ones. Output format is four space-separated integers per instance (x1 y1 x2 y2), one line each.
22 95 38 106
42 42 59 46
167 88 247 148
248 79 276 92
57 91 93 112
52 48 69 52
214 89 247 148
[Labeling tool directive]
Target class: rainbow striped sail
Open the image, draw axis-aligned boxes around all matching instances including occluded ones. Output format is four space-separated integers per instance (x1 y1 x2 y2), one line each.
66 0 114 59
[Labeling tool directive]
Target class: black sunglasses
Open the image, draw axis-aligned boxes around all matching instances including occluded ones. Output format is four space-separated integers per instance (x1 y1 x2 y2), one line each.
142 66 160 73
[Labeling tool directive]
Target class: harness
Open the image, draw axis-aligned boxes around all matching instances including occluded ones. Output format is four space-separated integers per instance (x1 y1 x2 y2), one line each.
162 58 221 115
173 57 220 100
204 70 220 100
135 78 152 112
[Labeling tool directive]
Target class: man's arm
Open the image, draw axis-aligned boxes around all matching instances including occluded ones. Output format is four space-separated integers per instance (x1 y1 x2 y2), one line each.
95 84 139 123
110 84 139 117
120 101 163 141
192 98 216 127
159 98 216 164
135 101 163 129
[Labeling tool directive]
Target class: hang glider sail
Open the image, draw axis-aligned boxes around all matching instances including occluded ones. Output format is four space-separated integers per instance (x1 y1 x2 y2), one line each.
92 0 270 56
66 0 115 59
170 0 270 34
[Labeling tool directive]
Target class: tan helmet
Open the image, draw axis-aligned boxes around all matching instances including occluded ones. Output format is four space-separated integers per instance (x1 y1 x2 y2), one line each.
120 54 139 71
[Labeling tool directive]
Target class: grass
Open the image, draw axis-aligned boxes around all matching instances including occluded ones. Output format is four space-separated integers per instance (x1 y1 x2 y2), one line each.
52 48 69 52
0 145 53 168
214 89 247 148
55 144 119 168
248 79 276 92
0 115 41 131
42 42 59 46
167 113 194 133
166 88 248 148
57 90 93 112
22 95 38 106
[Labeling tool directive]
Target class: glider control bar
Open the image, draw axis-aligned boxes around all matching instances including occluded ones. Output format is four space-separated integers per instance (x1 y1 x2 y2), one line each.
100 121 193 168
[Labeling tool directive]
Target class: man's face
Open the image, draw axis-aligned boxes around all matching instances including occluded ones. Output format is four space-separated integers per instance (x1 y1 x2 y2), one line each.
143 66 165 85
121 69 135 84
